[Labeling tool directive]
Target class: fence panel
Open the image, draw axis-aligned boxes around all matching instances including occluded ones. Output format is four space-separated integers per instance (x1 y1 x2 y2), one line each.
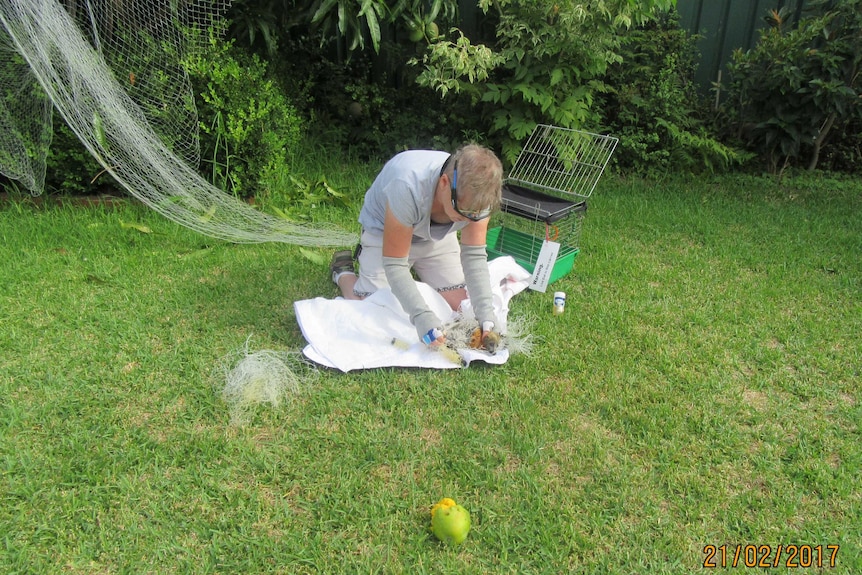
676 0 811 92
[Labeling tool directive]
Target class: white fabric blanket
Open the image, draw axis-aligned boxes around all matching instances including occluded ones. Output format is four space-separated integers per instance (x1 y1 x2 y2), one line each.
294 256 531 371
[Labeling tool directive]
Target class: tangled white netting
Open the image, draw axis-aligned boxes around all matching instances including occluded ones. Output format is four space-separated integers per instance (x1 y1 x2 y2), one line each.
0 0 356 247
216 337 318 426
442 313 536 357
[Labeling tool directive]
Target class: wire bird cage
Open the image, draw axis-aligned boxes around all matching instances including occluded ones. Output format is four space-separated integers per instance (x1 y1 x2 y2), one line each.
487 125 618 286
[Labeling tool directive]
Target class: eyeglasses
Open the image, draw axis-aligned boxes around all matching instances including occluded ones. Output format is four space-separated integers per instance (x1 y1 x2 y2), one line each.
449 161 492 222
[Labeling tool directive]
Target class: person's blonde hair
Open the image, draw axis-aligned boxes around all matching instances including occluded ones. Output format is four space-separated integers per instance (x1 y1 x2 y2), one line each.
445 144 503 214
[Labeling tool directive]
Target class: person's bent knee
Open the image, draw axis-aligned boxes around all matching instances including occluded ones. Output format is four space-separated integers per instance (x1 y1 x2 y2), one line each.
437 284 467 310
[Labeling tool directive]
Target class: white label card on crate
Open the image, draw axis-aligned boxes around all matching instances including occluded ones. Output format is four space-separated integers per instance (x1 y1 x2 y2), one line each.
529 239 560 292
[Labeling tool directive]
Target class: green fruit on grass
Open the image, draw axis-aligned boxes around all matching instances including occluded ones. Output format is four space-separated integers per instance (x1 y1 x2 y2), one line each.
425 21 439 40
430 499 471 546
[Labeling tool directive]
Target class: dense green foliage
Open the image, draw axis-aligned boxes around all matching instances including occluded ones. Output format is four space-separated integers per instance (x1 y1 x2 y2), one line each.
309 0 457 53
0 50 109 196
8 0 862 197
183 30 304 197
723 0 861 174
413 0 677 163
274 45 478 159
597 11 749 176
44 122 114 195
225 0 458 57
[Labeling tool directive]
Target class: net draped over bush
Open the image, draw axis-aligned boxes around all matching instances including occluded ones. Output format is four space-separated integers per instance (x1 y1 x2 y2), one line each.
0 0 355 247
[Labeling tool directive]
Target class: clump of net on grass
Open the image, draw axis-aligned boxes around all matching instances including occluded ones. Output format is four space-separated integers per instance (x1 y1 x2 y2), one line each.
216 337 319 426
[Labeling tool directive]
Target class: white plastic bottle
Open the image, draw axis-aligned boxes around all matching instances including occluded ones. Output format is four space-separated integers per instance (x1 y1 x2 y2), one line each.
553 291 566 315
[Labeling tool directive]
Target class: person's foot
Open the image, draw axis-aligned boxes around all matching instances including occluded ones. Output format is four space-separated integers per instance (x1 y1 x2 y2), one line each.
330 250 355 284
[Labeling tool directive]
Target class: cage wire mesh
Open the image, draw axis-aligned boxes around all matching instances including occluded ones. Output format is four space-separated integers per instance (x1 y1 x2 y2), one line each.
488 125 618 282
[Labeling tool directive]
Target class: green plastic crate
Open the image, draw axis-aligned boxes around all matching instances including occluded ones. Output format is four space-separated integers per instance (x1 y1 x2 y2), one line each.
486 225 579 285
487 124 618 286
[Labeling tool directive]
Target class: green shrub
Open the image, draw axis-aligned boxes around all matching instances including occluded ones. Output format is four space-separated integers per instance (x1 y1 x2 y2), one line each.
333 71 484 158
0 49 109 196
412 0 678 164
274 36 482 160
724 0 862 174
183 30 303 197
597 10 747 176
44 121 116 195
818 116 862 174
6 25 302 198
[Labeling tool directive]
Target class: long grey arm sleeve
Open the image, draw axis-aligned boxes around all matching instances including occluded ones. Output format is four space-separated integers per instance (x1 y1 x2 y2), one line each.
460 244 496 327
382 255 442 340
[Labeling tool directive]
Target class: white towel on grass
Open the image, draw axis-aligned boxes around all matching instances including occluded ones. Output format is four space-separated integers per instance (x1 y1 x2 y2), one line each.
294 256 532 372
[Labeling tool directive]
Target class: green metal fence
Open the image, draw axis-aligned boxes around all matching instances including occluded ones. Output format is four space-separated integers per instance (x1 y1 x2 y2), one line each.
676 0 813 92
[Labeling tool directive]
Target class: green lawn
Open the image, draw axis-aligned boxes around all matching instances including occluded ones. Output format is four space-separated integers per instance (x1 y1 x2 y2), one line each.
1 171 859 574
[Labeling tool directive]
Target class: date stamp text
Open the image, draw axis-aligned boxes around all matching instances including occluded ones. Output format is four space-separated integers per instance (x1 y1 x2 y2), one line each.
703 544 839 569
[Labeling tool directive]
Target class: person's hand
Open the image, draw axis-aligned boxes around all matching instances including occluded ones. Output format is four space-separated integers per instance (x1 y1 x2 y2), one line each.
481 321 501 355
422 327 446 347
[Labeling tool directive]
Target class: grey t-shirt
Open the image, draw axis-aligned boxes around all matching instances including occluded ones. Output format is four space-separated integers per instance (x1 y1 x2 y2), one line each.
358 150 469 242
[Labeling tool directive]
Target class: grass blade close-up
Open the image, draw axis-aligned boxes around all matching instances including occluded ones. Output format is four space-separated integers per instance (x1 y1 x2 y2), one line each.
1 171 860 574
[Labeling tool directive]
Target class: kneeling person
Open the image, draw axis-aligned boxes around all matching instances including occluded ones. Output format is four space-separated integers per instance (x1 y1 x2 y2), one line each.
331 144 502 347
